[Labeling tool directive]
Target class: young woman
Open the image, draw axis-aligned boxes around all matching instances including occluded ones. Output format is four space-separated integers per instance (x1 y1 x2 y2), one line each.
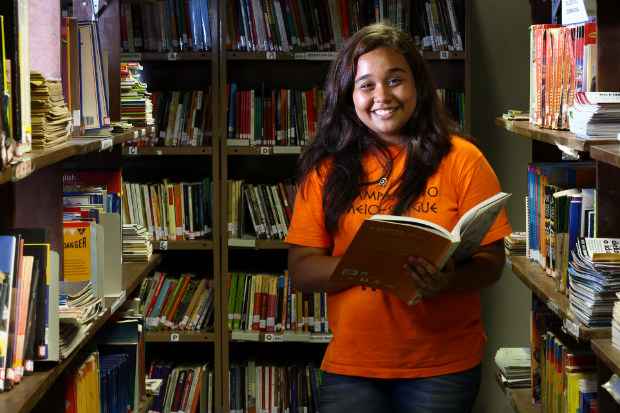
285 24 511 412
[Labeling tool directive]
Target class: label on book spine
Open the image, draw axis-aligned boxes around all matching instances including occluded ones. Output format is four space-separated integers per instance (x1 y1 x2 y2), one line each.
563 318 580 339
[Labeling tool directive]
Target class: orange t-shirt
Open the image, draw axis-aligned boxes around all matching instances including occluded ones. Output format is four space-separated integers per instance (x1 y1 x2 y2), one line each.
285 136 512 379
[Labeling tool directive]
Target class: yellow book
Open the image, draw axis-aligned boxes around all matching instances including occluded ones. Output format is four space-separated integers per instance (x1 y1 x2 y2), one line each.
63 221 93 282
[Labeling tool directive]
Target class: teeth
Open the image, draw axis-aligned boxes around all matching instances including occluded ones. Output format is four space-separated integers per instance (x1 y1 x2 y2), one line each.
374 108 395 116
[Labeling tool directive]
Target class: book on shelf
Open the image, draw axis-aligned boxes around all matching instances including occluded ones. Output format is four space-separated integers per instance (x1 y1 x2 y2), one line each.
331 191 511 304
229 362 320 413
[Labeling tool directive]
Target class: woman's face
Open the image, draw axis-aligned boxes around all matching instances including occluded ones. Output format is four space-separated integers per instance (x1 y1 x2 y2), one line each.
352 47 417 145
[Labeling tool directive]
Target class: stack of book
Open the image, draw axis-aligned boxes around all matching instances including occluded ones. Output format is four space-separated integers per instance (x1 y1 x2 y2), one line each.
504 232 527 264
494 347 531 389
568 92 620 140
30 72 72 149
59 283 105 359
568 238 620 327
120 63 154 128
613 295 620 351
122 224 153 263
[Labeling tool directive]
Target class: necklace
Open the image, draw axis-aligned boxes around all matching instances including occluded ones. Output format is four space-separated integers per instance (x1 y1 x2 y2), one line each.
377 145 406 187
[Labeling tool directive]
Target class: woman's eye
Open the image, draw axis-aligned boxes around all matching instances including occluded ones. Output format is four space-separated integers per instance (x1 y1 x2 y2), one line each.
359 83 373 90
388 78 402 86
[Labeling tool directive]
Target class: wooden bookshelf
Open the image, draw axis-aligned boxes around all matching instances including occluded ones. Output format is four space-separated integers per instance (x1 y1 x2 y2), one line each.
227 238 289 249
592 339 620 376
226 145 304 156
0 254 161 413
495 118 618 152
494 368 540 413
121 51 213 62
511 257 610 341
152 239 214 251
145 331 216 343
225 50 466 61
123 146 213 156
0 128 147 185
591 144 620 169
230 331 332 343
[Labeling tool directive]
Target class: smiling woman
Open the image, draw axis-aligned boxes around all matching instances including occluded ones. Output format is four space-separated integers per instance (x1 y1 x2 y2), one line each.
285 23 511 413
352 48 417 145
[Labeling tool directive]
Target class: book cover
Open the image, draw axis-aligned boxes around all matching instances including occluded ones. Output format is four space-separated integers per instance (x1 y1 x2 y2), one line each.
331 192 510 304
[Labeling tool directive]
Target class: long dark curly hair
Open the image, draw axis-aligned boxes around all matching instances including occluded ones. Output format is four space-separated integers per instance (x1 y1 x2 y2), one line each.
297 23 458 236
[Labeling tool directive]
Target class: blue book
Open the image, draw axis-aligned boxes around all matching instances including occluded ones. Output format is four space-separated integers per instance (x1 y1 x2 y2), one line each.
0 235 17 391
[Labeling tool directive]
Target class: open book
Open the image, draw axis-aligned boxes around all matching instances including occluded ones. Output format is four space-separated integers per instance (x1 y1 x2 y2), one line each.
331 192 511 304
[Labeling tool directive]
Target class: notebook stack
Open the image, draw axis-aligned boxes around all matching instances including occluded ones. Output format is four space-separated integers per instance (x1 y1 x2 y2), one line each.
122 224 153 263
504 232 527 264
568 92 620 140
120 63 154 128
569 238 620 327
59 283 105 359
30 72 72 149
494 347 531 389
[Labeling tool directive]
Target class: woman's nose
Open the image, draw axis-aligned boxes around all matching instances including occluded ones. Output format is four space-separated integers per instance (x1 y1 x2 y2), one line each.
373 84 391 103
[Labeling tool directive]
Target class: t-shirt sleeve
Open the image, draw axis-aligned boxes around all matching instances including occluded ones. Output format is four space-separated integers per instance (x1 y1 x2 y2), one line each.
285 170 332 248
457 151 512 246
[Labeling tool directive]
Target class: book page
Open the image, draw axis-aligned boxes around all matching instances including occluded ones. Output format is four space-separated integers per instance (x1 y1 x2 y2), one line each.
451 192 511 262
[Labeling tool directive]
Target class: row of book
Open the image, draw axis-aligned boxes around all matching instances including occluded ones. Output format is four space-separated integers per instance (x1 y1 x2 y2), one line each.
121 63 154 128
226 84 324 147
65 318 144 413
225 0 463 52
0 232 58 391
148 361 214 413
504 231 527 265
227 272 330 335
120 0 213 53
539 330 597 413
0 15 17 169
122 179 214 241
228 181 297 241
529 22 597 131
529 296 599 413
525 162 596 294
138 272 215 331
149 89 213 147
229 362 320 413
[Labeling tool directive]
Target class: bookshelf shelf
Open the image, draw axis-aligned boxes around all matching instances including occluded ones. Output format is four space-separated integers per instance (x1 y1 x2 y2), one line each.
590 144 620 169
591 339 620 376
494 368 540 413
123 146 213 156
226 146 304 156
145 331 216 343
511 257 610 341
0 128 148 185
0 254 161 413
227 238 288 249
230 331 332 343
225 51 465 61
496 118 618 152
121 52 213 62
152 239 214 251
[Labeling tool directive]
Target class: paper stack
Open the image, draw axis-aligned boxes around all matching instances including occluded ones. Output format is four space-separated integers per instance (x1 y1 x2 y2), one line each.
568 92 620 140
30 72 73 149
569 238 620 327
613 296 620 351
59 282 105 359
494 347 531 388
122 224 153 263
504 232 527 264
120 63 154 128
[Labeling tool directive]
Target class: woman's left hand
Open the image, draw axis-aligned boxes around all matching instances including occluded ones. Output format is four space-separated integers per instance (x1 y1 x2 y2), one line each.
404 256 456 303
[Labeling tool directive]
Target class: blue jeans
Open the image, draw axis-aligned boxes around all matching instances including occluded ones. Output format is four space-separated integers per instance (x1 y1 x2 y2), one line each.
319 365 481 413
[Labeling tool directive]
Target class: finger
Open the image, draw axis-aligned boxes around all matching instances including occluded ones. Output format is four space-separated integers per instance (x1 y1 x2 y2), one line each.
404 263 432 290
